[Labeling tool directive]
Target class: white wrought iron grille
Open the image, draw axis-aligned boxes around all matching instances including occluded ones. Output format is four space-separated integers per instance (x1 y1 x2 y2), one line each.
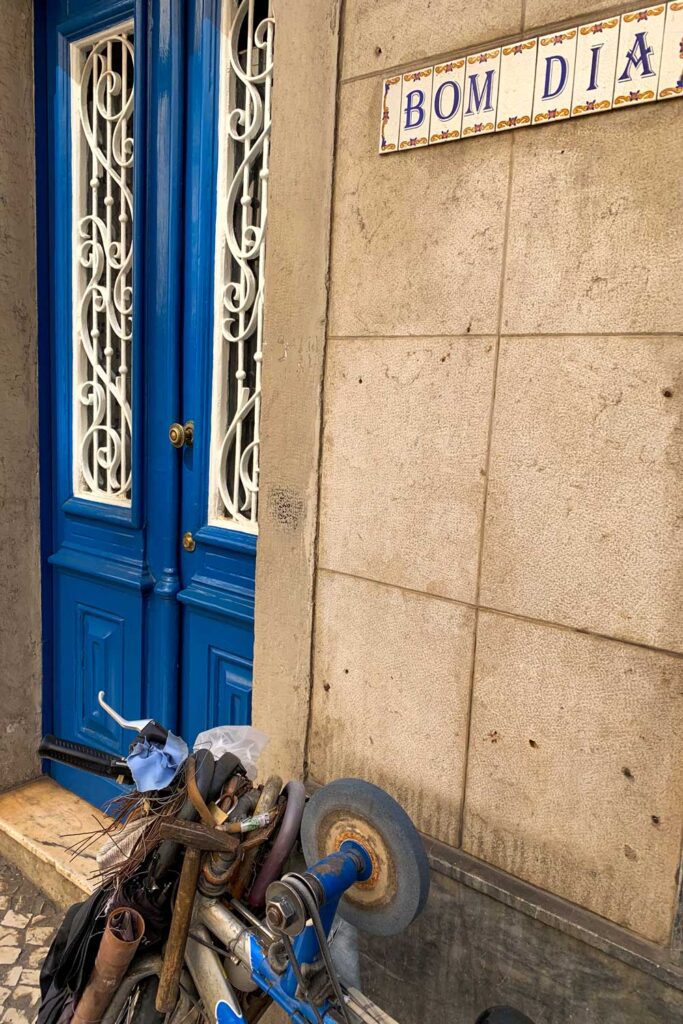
71 25 135 505
208 0 274 532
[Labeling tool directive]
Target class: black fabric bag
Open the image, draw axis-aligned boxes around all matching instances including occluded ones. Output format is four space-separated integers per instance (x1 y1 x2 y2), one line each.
38 887 109 1024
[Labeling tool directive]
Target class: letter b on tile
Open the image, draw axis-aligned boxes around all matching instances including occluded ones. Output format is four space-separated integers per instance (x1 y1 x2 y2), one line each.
404 88 427 129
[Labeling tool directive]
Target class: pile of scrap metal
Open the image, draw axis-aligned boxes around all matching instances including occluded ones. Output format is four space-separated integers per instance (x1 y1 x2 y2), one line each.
37 694 305 1024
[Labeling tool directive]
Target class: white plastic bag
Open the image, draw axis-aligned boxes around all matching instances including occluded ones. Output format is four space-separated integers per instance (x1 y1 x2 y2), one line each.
193 725 269 780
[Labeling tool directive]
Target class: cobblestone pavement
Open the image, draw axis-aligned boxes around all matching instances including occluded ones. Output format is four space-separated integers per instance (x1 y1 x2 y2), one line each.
0 859 62 1024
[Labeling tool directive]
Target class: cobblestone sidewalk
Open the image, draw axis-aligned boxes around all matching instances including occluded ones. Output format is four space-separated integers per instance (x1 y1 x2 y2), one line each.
0 859 62 1024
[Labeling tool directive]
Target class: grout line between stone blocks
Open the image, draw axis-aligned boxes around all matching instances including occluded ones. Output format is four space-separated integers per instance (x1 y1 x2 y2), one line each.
457 129 516 849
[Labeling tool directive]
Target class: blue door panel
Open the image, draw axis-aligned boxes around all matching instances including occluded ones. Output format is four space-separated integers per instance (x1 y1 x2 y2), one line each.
179 603 254 744
52 567 144 807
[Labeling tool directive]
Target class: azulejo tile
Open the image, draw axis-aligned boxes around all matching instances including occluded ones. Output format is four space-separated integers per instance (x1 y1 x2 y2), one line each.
398 67 434 150
613 4 667 107
572 15 621 116
461 48 501 138
658 1 683 99
378 74 403 153
496 37 538 132
532 28 578 124
429 58 466 143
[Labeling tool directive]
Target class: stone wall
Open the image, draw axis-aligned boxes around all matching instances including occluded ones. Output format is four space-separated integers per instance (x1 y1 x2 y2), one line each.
0 0 41 790
305 0 683 950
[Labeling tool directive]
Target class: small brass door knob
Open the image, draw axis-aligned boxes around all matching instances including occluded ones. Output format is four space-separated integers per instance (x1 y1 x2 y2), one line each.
182 532 196 552
169 421 194 448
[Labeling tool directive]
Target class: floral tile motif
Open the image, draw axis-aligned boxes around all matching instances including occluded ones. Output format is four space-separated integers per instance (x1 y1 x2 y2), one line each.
461 48 501 138
429 58 466 143
532 29 578 124
398 67 434 150
613 5 667 106
496 38 537 132
378 74 403 153
572 16 621 116
658 1 683 99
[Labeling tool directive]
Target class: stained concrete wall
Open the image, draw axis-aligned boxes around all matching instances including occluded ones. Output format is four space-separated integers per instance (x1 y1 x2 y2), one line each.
304 0 683 950
0 0 41 790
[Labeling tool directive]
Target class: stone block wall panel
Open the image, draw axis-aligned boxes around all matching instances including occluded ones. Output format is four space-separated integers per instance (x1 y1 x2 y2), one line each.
319 335 496 603
462 612 683 944
501 104 683 336
341 0 524 80
480 334 683 652
328 74 513 338
308 570 476 846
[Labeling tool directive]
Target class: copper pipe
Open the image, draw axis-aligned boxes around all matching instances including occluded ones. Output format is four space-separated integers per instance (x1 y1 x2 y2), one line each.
72 908 145 1024
155 845 202 1013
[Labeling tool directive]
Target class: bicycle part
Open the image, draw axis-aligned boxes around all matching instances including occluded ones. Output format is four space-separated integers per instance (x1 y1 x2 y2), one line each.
187 755 216 826
197 895 395 1024
155 847 201 1012
248 780 306 907
38 735 133 784
475 1010 537 1024
300 779 430 937
97 693 168 744
208 753 246 802
279 873 353 1024
185 924 243 1020
100 955 163 1024
232 775 282 899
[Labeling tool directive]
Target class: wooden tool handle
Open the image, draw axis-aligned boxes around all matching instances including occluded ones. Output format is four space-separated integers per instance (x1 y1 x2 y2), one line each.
155 846 202 1013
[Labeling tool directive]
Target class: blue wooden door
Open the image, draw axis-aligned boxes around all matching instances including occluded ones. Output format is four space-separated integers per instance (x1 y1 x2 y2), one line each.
40 0 269 807
176 0 270 743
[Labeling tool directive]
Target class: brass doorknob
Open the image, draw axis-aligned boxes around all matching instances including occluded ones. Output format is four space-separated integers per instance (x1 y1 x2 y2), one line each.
169 421 194 448
182 532 196 552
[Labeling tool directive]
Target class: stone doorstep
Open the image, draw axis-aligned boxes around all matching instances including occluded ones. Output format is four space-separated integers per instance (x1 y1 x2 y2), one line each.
0 778 108 908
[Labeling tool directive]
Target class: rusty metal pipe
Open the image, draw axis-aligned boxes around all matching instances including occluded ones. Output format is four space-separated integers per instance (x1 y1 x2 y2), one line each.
72 908 145 1024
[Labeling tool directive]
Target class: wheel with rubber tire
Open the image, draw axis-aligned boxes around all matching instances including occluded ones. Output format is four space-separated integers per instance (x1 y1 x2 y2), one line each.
475 1008 537 1023
300 778 430 936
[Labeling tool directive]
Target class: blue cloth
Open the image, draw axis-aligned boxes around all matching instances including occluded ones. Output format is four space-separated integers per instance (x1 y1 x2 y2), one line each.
127 732 189 792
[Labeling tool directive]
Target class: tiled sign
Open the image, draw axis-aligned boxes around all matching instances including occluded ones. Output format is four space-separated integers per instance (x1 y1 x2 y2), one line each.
379 2 683 153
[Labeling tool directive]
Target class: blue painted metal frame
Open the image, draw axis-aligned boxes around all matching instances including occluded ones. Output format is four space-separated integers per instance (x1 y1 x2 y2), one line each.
38 0 186 806
178 0 257 743
217 845 373 1024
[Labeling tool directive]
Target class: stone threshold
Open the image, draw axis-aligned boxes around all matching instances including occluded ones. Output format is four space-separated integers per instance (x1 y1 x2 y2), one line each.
0 777 108 908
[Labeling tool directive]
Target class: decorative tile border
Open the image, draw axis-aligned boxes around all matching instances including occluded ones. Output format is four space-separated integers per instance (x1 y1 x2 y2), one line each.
379 2 683 153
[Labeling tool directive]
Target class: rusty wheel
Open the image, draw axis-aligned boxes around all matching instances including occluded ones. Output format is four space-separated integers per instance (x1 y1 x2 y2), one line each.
300 779 430 936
